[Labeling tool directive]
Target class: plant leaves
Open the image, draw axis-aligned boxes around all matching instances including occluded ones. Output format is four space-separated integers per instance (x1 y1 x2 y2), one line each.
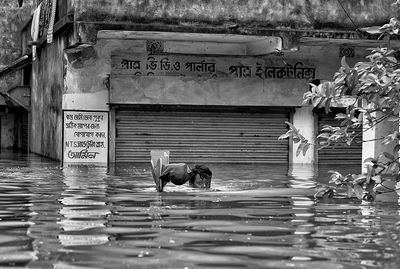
312 96 322 107
365 181 376 201
371 175 382 184
354 184 364 199
346 184 353 198
364 157 377 166
302 143 311 156
382 152 394 161
358 25 383 35
278 133 290 140
314 187 334 199
353 174 366 185
324 98 331 114
388 162 399 175
296 144 302 157
393 144 400 156
341 56 351 72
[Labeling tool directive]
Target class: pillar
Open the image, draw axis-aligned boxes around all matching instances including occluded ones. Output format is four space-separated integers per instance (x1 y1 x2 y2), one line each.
290 106 316 164
362 112 398 172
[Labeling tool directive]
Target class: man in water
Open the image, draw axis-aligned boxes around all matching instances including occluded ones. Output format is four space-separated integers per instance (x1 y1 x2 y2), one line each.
157 163 212 192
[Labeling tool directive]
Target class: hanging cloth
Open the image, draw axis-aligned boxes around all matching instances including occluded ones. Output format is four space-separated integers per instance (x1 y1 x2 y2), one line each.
31 3 42 61
47 0 57 44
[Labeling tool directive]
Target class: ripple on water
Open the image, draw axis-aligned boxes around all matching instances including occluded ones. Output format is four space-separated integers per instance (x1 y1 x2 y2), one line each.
0 153 400 268
0 252 37 266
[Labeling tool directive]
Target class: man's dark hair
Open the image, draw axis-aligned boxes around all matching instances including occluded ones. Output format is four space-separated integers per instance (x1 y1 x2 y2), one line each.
192 164 212 179
189 164 212 188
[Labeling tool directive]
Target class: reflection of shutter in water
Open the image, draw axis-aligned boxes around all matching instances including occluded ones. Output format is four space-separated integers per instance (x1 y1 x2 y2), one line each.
115 108 291 164
317 111 362 164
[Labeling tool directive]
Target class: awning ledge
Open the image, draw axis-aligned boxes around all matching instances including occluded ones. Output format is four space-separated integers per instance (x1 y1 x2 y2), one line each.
0 90 29 111
0 54 31 78
98 30 282 56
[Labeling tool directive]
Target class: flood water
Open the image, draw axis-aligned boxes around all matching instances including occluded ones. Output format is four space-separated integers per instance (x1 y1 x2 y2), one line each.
1 151 400 269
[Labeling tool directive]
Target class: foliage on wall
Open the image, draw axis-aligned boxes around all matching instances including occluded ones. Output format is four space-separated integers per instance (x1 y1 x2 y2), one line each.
280 6 400 202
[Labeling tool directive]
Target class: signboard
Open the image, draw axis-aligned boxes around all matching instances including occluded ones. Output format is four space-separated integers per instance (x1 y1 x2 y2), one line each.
111 53 316 80
63 110 108 164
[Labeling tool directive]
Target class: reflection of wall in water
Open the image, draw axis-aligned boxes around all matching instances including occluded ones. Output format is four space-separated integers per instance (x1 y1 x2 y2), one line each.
58 166 110 246
27 171 64 266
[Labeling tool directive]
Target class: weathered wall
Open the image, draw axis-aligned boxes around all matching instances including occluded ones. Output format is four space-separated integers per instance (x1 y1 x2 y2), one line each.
72 0 397 29
63 39 118 111
63 36 370 109
0 113 15 148
30 37 65 160
62 0 400 108
110 76 309 106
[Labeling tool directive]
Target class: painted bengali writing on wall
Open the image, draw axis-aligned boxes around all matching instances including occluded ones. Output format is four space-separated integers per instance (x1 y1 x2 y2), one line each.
63 111 108 163
112 54 316 80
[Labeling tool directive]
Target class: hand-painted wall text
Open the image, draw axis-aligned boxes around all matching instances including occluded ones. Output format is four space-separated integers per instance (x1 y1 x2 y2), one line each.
63 111 108 164
112 53 316 80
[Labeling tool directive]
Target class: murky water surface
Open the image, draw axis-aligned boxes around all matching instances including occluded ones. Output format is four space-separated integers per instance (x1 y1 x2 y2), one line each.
0 151 400 269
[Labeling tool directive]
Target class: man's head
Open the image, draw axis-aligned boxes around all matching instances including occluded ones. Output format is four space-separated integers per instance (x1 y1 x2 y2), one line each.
190 164 212 188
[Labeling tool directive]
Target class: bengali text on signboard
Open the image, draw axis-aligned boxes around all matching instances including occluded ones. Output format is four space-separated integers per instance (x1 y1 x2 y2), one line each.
111 53 316 80
63 111 108 164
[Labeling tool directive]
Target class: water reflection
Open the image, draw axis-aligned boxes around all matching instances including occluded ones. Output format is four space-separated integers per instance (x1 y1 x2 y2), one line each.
288 163 318 189
58 165 110 246
0 151 399 268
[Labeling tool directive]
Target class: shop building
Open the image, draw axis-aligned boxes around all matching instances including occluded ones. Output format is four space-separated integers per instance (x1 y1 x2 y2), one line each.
1 0 397 165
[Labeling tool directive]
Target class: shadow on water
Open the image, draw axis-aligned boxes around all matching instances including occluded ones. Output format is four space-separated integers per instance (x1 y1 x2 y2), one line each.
0 150 399 268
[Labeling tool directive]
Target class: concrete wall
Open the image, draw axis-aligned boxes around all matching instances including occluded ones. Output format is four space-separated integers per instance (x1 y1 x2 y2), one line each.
30 37 65 160
63 39 117 111
68 0 400 47
110 75 308 106
63 34 370 109
72 0 396 29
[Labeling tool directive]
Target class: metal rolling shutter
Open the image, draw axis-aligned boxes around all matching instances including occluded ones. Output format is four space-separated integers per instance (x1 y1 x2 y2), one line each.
115 109 290 164
318 113 362 164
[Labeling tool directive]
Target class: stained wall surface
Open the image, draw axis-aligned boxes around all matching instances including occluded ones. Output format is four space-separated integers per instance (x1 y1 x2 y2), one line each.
30 37 65 160
71 0 396 29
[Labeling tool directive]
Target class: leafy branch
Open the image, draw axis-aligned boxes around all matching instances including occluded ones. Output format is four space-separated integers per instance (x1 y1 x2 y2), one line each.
278 122 312 157
280 11 400 202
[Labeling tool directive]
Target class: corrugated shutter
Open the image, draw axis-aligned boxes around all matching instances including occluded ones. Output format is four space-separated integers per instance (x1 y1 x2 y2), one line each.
115 109 290 163
318 112 362 164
